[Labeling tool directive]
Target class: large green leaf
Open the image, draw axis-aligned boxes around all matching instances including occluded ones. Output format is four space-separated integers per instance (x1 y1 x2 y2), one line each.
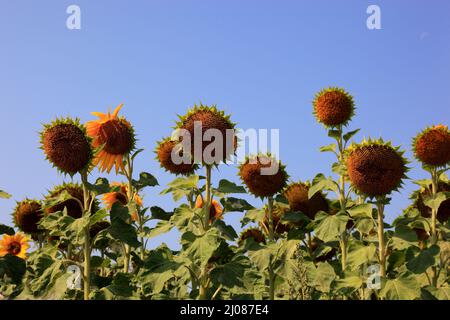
109 204 139 247
146 220 173 239
343 129 360 143
347 204 373 218
170 204 198 228
379 273 421 300
212 220 238 241
424 285 450 300
423 192 449 211
210 254 250 288
150 206 173 221
241 208 265 227
215 179 246 194
314 262 336 293
133 172 159 190
181 229 222 267
391 225 419 250
0 255 26 284
308 175 339 199
314 211 348 242
406 245 440 274
346 241 377 271
86 177 111 195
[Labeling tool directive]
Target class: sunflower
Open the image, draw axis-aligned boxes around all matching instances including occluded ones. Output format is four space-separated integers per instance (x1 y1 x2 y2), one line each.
13 199 43 234
413 125 450 167
155 137 198 176
102 182 143 221
86 104 136 174
313 87 355 127
175 103 237 164
346 138 408 197
238 228 266 246
40 118 93 175
45 183 99 219
239 154 288 198
0 233 30 259
283 182 329 220
195 194 223 223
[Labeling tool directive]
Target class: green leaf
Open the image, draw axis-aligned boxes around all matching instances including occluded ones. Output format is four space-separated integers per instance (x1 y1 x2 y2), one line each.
221 197 254 212
210 254 250 288
314 262 336 292
380 273 421 300
331 162 347 175
150 206 174 221
347 204 373 218
215 179 246 194
327 129 340 139
241 208 265 227
423 192 448 211
334 275 363 293
0 224 15 236
308 176 339 199
146 221 173 239
354 217 374 235
343 129 360 143
0 255 26 284
161 175 199 201
212 220 238 241
109 204 140 247
314 211 348 242
181 229 222 267
133 172 159 190
0 190 11 199
391 225 419 250
406 245 440 274
424 285 450 300
170 204 197 229
347 241 377 270
87 178 111 195
319 143 336 153
248 243 279 272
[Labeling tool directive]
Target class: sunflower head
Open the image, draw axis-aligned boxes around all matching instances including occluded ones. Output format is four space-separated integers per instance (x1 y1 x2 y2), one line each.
313 87 355 127
412 181 450 223
346 138 409 198
283 181 329 220
413 125 450 167
45 183 99 219
0 233 30 260
195 195 223 223
238 228 266 246
102 182 143 221
40 117 93 175
175 103 237 164
13 199 43 234
239 154 288 198
86 104 136 174
155 137 198 176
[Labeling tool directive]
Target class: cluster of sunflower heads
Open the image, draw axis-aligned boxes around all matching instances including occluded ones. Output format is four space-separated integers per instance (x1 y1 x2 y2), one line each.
40 104 136 176
156 103 237 171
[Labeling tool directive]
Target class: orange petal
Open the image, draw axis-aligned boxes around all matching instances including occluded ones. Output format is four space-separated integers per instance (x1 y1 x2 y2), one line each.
113 103 124 118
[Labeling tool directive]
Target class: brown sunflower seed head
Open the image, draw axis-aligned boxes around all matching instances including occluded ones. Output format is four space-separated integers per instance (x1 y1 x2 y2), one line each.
175 103 237 164
283 182 329 220
413 125 450 167
45 182 99 219
155 137 198 176
313 87 355 127
13 199 43 234
40 118 93 176
239 154 289 198
346 138 409 198
238 228 266 246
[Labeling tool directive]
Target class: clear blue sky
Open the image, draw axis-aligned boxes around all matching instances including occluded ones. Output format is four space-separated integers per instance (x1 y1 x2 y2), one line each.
1 0 449 249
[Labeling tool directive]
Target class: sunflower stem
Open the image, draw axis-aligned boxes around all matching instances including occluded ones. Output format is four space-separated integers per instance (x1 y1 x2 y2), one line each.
336 125 348 273
376 199 386 278
80 171 92 301
267 196 276 300
430 167 439 287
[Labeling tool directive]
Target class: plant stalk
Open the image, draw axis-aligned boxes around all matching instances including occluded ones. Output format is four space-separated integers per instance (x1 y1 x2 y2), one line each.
81 171 91 300
376 199 386 277
267 196 275 300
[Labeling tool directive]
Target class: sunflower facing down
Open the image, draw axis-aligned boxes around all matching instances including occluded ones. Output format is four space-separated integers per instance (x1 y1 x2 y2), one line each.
195 195 223 223
102 182 143 221
86 104 136 174
0 233 30 259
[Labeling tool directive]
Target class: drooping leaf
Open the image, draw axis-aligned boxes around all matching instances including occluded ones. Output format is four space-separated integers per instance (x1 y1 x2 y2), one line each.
87 177 111 195
406 245 440 274
212 220 238 241
346 241 377 271
379 273 421 300
146 220 173 239
0 224 15 236
133 172 159 190
0 255 26 284
210 254 250 288
308 175 339 199
314 262 336 292
181 229 222 268
343 129 360 143
314 211 348 242
109 204 139 247
241 208 265 227
319 143 336 153
0 190 12 199
150 206 174 221
221 197 254 213
423 192 449 211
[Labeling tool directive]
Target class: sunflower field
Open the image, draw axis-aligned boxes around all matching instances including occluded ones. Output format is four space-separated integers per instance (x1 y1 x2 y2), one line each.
0 88 449 301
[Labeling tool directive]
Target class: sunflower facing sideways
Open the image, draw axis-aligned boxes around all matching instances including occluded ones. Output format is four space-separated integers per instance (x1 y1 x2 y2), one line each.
86 103 136 174
0 233 30 260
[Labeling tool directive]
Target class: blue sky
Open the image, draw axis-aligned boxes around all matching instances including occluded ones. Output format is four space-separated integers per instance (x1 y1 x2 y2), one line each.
1 0 449 249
